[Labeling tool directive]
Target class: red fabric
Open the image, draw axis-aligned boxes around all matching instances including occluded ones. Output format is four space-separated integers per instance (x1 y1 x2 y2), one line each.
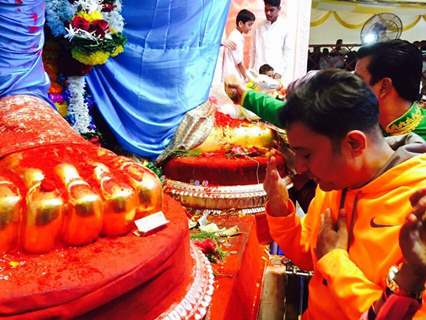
376 294 421 320
0 95 88 158
164 154 286 186
209 215 268 320
0 196 192 320
255 213 273 245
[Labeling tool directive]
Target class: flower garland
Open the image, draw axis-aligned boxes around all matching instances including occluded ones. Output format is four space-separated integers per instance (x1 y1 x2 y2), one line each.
45 0 75 37
45 0 126 135
64 0 126 66
66 76 92 134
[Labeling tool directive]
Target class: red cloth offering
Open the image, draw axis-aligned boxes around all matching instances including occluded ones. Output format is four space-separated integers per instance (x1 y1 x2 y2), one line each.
0 196 192 320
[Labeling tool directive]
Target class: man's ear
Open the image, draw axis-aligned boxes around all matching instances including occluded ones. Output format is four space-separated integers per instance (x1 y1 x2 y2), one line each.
378 77 393 98
343 130 367 156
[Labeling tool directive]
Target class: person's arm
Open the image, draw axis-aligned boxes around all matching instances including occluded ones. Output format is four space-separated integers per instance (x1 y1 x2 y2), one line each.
367 189 426 320
316 249 385 319
236 62 247 81
266 203 316 271
224 77 285 127
228 33 247 81
242 90 285 127
315 209 390 319
317 189 426 320
264 156 315 271
222 39 236 50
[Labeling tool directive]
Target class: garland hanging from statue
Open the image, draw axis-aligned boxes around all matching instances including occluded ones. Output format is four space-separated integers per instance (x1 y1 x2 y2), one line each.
45 0 126 135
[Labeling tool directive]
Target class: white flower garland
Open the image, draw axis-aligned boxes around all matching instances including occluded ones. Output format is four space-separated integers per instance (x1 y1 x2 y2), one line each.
67 76 92 134
64 25 100 42
103 10 124 33
72 0 103 12
103 0 124 33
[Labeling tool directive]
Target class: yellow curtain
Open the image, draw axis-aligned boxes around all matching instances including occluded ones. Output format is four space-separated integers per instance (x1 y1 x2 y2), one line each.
312 0 426 15
310 11 332 27
403 16 421 31
333 12 369 29
310 10 424 31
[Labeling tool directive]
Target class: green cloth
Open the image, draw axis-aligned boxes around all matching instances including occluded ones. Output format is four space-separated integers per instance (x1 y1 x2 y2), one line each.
243 91 426 141
412 106 426 140
385 102 426 141
242 90 286 127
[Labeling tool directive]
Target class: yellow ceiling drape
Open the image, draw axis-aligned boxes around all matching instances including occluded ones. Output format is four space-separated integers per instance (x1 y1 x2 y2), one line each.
403 15 421 31
310 9 425 31
312 0 426 15
310 11 332 27
332 12 368 29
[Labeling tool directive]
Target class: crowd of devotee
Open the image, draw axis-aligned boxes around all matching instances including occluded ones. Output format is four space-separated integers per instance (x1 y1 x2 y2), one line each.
308 39 426 77
0 0 425 319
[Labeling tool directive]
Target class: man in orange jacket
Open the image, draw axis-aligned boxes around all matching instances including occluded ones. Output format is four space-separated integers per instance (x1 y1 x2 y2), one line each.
264 69 426 319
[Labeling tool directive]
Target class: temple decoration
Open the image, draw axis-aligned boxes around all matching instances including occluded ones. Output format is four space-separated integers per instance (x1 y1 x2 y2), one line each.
0 94 216 319
310 8 426 30
162 96 290 214
64 0 126 66
0 95 162 255
46 0 126 66
0 92 214 320
45 0 126 134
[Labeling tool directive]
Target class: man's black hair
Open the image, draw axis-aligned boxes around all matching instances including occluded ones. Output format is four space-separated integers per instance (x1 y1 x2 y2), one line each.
236 9 255 25
357 39 422 102
264 0 281 7
279 69 380 143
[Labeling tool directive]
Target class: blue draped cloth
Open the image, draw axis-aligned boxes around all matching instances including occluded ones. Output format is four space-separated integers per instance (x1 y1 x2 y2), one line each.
87 0 230 159
0 0 50 102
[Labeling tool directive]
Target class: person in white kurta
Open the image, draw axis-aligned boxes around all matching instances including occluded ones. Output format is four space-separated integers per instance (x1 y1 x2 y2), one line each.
250 0 292 85
222 9 255 82
223 29 245 82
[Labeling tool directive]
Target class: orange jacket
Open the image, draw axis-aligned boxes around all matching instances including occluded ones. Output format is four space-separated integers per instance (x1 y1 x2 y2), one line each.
267 153 426 320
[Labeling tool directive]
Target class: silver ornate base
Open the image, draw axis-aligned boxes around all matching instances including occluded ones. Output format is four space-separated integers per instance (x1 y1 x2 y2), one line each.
164 177 292 211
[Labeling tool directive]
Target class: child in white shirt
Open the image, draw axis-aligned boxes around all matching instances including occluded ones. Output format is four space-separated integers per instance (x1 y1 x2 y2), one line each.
222 9 255 82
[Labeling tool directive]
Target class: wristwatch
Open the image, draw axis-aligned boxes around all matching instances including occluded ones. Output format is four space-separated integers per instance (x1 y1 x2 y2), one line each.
386 265 424 301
